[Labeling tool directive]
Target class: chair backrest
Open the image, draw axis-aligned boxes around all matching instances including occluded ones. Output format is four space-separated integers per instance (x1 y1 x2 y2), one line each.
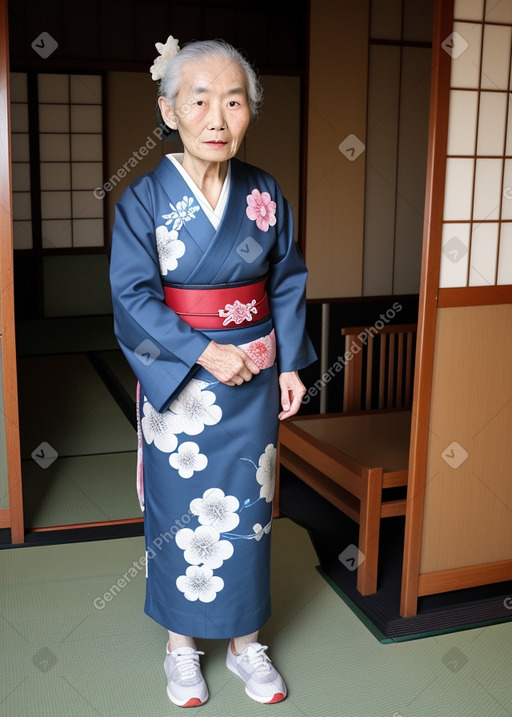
341 323 417 412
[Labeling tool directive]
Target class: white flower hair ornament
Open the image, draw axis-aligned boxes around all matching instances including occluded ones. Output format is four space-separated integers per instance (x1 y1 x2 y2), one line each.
150 35 180 81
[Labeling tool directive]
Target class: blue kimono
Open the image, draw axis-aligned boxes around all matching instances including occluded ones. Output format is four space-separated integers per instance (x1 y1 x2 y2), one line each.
110 155 316 639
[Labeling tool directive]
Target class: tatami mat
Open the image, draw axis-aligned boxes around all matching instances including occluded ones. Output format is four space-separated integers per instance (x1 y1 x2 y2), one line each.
93 349 137 400
22 452 140 528
17 354 135 460
1 519 511 716
16 315 118 357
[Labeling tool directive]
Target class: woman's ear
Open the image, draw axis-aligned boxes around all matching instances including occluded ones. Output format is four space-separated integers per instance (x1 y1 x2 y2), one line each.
158 96 178 130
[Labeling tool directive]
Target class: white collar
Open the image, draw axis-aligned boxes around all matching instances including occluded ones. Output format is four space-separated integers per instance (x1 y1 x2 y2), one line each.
167 153 231 230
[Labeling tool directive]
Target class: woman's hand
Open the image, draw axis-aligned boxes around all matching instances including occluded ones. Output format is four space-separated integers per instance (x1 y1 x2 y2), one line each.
197 341 260 385
278 371 306 420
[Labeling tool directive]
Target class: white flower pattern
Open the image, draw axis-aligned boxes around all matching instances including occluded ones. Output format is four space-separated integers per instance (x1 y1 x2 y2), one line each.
169 441 207 479
154 196 199 274
256 444 277 503
176 525 234 569
252 519 272 541
218 299 258 326
168 379 222 435
141 400 178 453
172 441 276 605
176 565 224 603
156 225 185 275
190 488 240 532
162 196 200 231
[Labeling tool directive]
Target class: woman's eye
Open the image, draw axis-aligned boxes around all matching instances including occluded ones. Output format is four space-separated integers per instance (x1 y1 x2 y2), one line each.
196 100 204 107
228 101 238 108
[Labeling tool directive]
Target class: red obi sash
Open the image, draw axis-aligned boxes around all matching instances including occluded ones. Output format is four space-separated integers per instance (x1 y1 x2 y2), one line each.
163 278 270 329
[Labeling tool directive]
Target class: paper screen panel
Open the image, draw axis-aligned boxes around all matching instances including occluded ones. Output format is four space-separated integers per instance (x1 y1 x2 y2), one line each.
446 90 478 155
12 192 31 221
480 24 512 90
502 159 512 220
72 191 103 219
453 0 484 21
39 104 69 133
38 73 69 103
41 220 72 248
71 134 102 162
497 222 512 284
439 222 471 287
440 3 512 290
473 158 503 221
38 74 104 249
476 92 507 156
468 222 499 285
41 191 72 219
485 0 512 22
450 22 482 89
70 74 101 104
10 72 33 250
11 163 30 192
72 219 104 247
443 158 474 220
40 163 71 191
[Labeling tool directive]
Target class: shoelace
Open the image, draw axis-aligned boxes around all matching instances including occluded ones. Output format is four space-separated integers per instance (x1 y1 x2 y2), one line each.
174 650 204 681
245 645 273 675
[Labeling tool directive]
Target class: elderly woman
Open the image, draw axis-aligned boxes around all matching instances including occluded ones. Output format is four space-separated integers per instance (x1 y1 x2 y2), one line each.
109 37 316 708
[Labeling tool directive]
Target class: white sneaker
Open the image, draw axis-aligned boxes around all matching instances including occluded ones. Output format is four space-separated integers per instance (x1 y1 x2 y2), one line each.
164 646 209 707
226 642 287 704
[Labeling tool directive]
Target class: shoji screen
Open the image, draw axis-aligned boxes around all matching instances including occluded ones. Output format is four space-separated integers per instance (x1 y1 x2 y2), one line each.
10 72 32 250
38 73 104 249
401 0 512 617
11 72 104 251
441 0 512 289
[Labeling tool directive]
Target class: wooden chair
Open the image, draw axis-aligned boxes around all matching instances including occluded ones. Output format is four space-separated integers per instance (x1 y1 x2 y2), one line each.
275 323 417 596
342 323 417 412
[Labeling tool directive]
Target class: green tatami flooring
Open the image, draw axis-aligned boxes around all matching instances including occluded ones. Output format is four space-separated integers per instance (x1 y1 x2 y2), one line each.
2 518 512 716
17 351 140 529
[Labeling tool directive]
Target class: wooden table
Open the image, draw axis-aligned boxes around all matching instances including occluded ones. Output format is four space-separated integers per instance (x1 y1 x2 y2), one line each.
277 410 411 595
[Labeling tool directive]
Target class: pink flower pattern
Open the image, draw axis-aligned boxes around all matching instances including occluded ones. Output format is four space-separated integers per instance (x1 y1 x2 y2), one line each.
239 330 276 370
246 189 277 232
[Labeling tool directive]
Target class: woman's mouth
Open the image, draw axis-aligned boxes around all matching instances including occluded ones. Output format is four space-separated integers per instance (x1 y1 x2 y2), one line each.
204 141 228 147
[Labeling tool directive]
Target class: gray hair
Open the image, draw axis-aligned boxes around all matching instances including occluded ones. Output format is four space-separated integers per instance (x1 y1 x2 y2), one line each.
158 39 263 123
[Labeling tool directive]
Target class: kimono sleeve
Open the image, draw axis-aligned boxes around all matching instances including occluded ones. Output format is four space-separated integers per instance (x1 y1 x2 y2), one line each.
109 179 211 412
266 192 317 373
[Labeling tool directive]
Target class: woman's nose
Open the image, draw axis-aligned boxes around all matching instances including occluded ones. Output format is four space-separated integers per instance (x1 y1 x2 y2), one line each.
206 104 225 130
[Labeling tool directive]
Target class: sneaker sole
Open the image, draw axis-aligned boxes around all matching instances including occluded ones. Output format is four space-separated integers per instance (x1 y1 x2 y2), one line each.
226 661 287 704
167 685 209 708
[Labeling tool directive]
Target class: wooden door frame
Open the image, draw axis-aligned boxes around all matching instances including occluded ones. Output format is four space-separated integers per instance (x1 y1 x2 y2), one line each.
400 0 453 618
0 0 24 543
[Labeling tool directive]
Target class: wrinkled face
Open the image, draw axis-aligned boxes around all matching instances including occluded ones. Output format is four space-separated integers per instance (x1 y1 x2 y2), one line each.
159 55 251 165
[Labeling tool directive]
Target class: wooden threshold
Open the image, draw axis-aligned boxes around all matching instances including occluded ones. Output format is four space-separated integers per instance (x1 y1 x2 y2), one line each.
27 517 144 533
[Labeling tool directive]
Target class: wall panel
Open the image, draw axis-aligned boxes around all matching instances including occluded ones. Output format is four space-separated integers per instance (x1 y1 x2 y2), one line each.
305 0 369 299
393 46 432 295
363 45 400 297
420 305 512 573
